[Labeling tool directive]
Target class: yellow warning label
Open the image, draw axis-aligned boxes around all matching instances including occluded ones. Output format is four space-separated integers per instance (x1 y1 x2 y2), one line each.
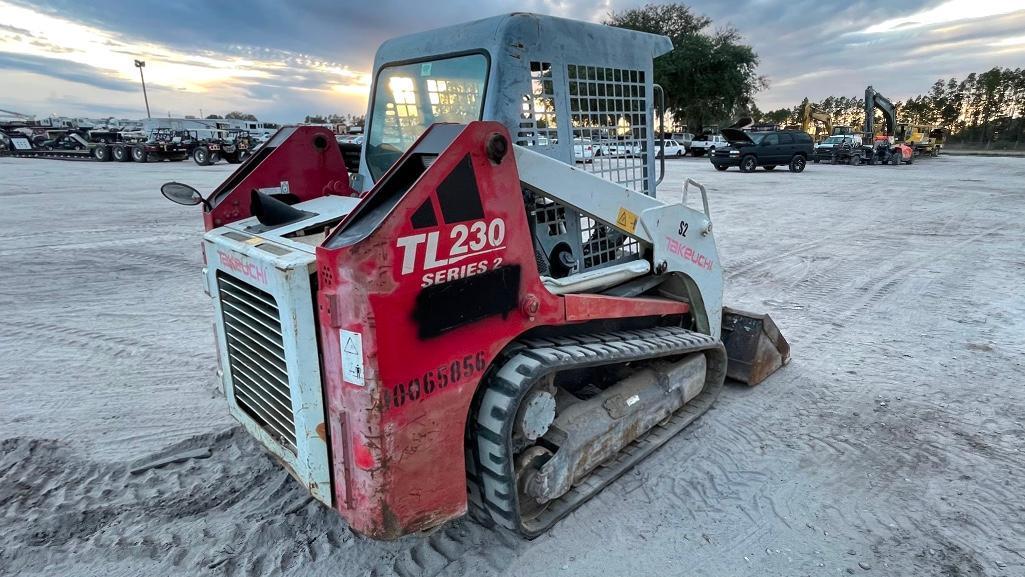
616 207 638 234
245 237 263 245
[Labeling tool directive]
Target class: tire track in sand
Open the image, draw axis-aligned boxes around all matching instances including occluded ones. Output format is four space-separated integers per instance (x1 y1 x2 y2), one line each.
0 430 522 577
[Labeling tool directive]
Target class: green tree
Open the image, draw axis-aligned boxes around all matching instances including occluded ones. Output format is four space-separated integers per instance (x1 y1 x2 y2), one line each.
205 114 223 119
759 108 793 125
604 3 765 131
225 111 258 121
1011 68 1025 145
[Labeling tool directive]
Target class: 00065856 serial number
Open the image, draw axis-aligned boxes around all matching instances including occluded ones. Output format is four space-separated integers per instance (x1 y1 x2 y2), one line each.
383 351 486 410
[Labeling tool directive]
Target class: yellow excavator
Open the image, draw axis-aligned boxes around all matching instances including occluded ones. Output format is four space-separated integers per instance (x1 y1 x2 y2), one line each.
800 101 833 142
898 123 945 156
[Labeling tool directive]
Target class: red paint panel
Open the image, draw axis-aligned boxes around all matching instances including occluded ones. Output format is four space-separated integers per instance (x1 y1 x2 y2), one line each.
564 293 688 322
316 122 566 538
313 122 686 539
203 126 352 230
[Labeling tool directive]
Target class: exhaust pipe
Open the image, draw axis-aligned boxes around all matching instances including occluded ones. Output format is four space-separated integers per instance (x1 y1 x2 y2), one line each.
721 307 790 385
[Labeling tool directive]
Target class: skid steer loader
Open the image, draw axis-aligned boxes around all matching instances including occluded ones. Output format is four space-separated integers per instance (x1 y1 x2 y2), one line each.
161 13 789 539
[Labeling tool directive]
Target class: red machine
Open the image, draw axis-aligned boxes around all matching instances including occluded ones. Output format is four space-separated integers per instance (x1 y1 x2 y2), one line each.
162 14 789 540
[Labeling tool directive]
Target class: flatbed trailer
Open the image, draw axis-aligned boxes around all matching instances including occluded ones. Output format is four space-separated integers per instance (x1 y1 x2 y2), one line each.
1 130 190 163
0 148 98 160
0 132 97 160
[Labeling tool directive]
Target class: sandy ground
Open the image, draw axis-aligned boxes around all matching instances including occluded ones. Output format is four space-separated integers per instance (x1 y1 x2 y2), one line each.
1 153 1023 577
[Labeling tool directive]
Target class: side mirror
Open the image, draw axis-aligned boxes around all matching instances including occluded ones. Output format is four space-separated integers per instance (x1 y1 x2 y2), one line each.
161 182 204 206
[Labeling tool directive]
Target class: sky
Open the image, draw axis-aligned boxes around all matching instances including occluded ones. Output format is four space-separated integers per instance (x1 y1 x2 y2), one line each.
1 0 1024 123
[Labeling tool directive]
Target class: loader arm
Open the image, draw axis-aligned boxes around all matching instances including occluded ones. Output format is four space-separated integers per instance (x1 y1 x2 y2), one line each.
865 86 897 137
514 145 723 336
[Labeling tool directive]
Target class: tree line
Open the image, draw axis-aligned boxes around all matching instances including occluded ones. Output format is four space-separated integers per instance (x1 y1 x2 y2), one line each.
304 113 365 126
754 67 1025 149
205 111 259 121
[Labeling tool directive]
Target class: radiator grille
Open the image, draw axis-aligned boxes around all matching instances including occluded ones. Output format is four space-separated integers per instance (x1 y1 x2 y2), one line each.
217 273 297 454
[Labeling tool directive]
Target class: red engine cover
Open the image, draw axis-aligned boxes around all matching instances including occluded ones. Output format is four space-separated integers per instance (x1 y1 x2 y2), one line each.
203 125 352 230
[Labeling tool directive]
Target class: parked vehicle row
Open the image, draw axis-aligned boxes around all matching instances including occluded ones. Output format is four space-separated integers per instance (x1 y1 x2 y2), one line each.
1 124 265 165
812 134 913 166
191 129 254 165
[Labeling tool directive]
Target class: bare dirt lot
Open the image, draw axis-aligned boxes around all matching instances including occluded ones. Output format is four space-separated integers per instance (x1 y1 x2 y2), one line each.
1 154 1023 577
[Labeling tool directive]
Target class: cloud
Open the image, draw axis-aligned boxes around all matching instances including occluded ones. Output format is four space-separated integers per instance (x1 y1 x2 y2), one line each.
674 0 1025 108
0 51 137 91
3 0 1025 120
862 0 1022 33
0 22 32 36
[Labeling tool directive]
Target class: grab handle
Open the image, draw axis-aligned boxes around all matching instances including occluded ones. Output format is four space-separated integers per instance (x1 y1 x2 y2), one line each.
682 178 711 220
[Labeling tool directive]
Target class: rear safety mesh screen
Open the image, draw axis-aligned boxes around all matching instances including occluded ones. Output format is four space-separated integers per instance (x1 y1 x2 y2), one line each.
517 61 559 147
567 64 649 194
217 272 297 454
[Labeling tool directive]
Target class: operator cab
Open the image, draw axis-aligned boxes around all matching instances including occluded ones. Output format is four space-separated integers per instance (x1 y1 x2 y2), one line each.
355 13 670 197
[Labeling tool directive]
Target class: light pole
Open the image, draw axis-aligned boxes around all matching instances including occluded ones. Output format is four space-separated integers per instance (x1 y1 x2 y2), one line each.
134 59 151 119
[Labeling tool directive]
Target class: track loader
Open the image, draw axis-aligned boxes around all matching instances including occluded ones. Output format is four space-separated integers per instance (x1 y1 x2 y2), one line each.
161 14 789 539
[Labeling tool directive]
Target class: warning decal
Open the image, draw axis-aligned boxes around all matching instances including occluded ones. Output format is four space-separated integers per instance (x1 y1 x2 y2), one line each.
340 329 365 386
616 207 638 234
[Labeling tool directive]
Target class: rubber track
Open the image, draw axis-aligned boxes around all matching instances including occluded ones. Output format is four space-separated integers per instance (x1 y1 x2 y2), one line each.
468 327 727 537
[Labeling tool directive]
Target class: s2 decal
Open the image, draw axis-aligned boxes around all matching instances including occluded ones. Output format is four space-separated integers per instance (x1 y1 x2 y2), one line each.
678 220 689 237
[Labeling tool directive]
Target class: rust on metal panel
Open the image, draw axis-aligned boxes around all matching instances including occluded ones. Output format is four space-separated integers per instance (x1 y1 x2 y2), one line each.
564 293 689 322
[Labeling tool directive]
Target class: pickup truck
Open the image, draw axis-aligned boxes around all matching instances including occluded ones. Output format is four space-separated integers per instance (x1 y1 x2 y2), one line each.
813 134 865 163
688 134 728 156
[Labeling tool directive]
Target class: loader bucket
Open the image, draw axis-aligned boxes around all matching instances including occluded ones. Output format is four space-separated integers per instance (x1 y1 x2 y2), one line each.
720 307 791 385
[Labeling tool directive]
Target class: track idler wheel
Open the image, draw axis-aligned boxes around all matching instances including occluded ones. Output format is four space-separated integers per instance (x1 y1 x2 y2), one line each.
516 447 554 521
